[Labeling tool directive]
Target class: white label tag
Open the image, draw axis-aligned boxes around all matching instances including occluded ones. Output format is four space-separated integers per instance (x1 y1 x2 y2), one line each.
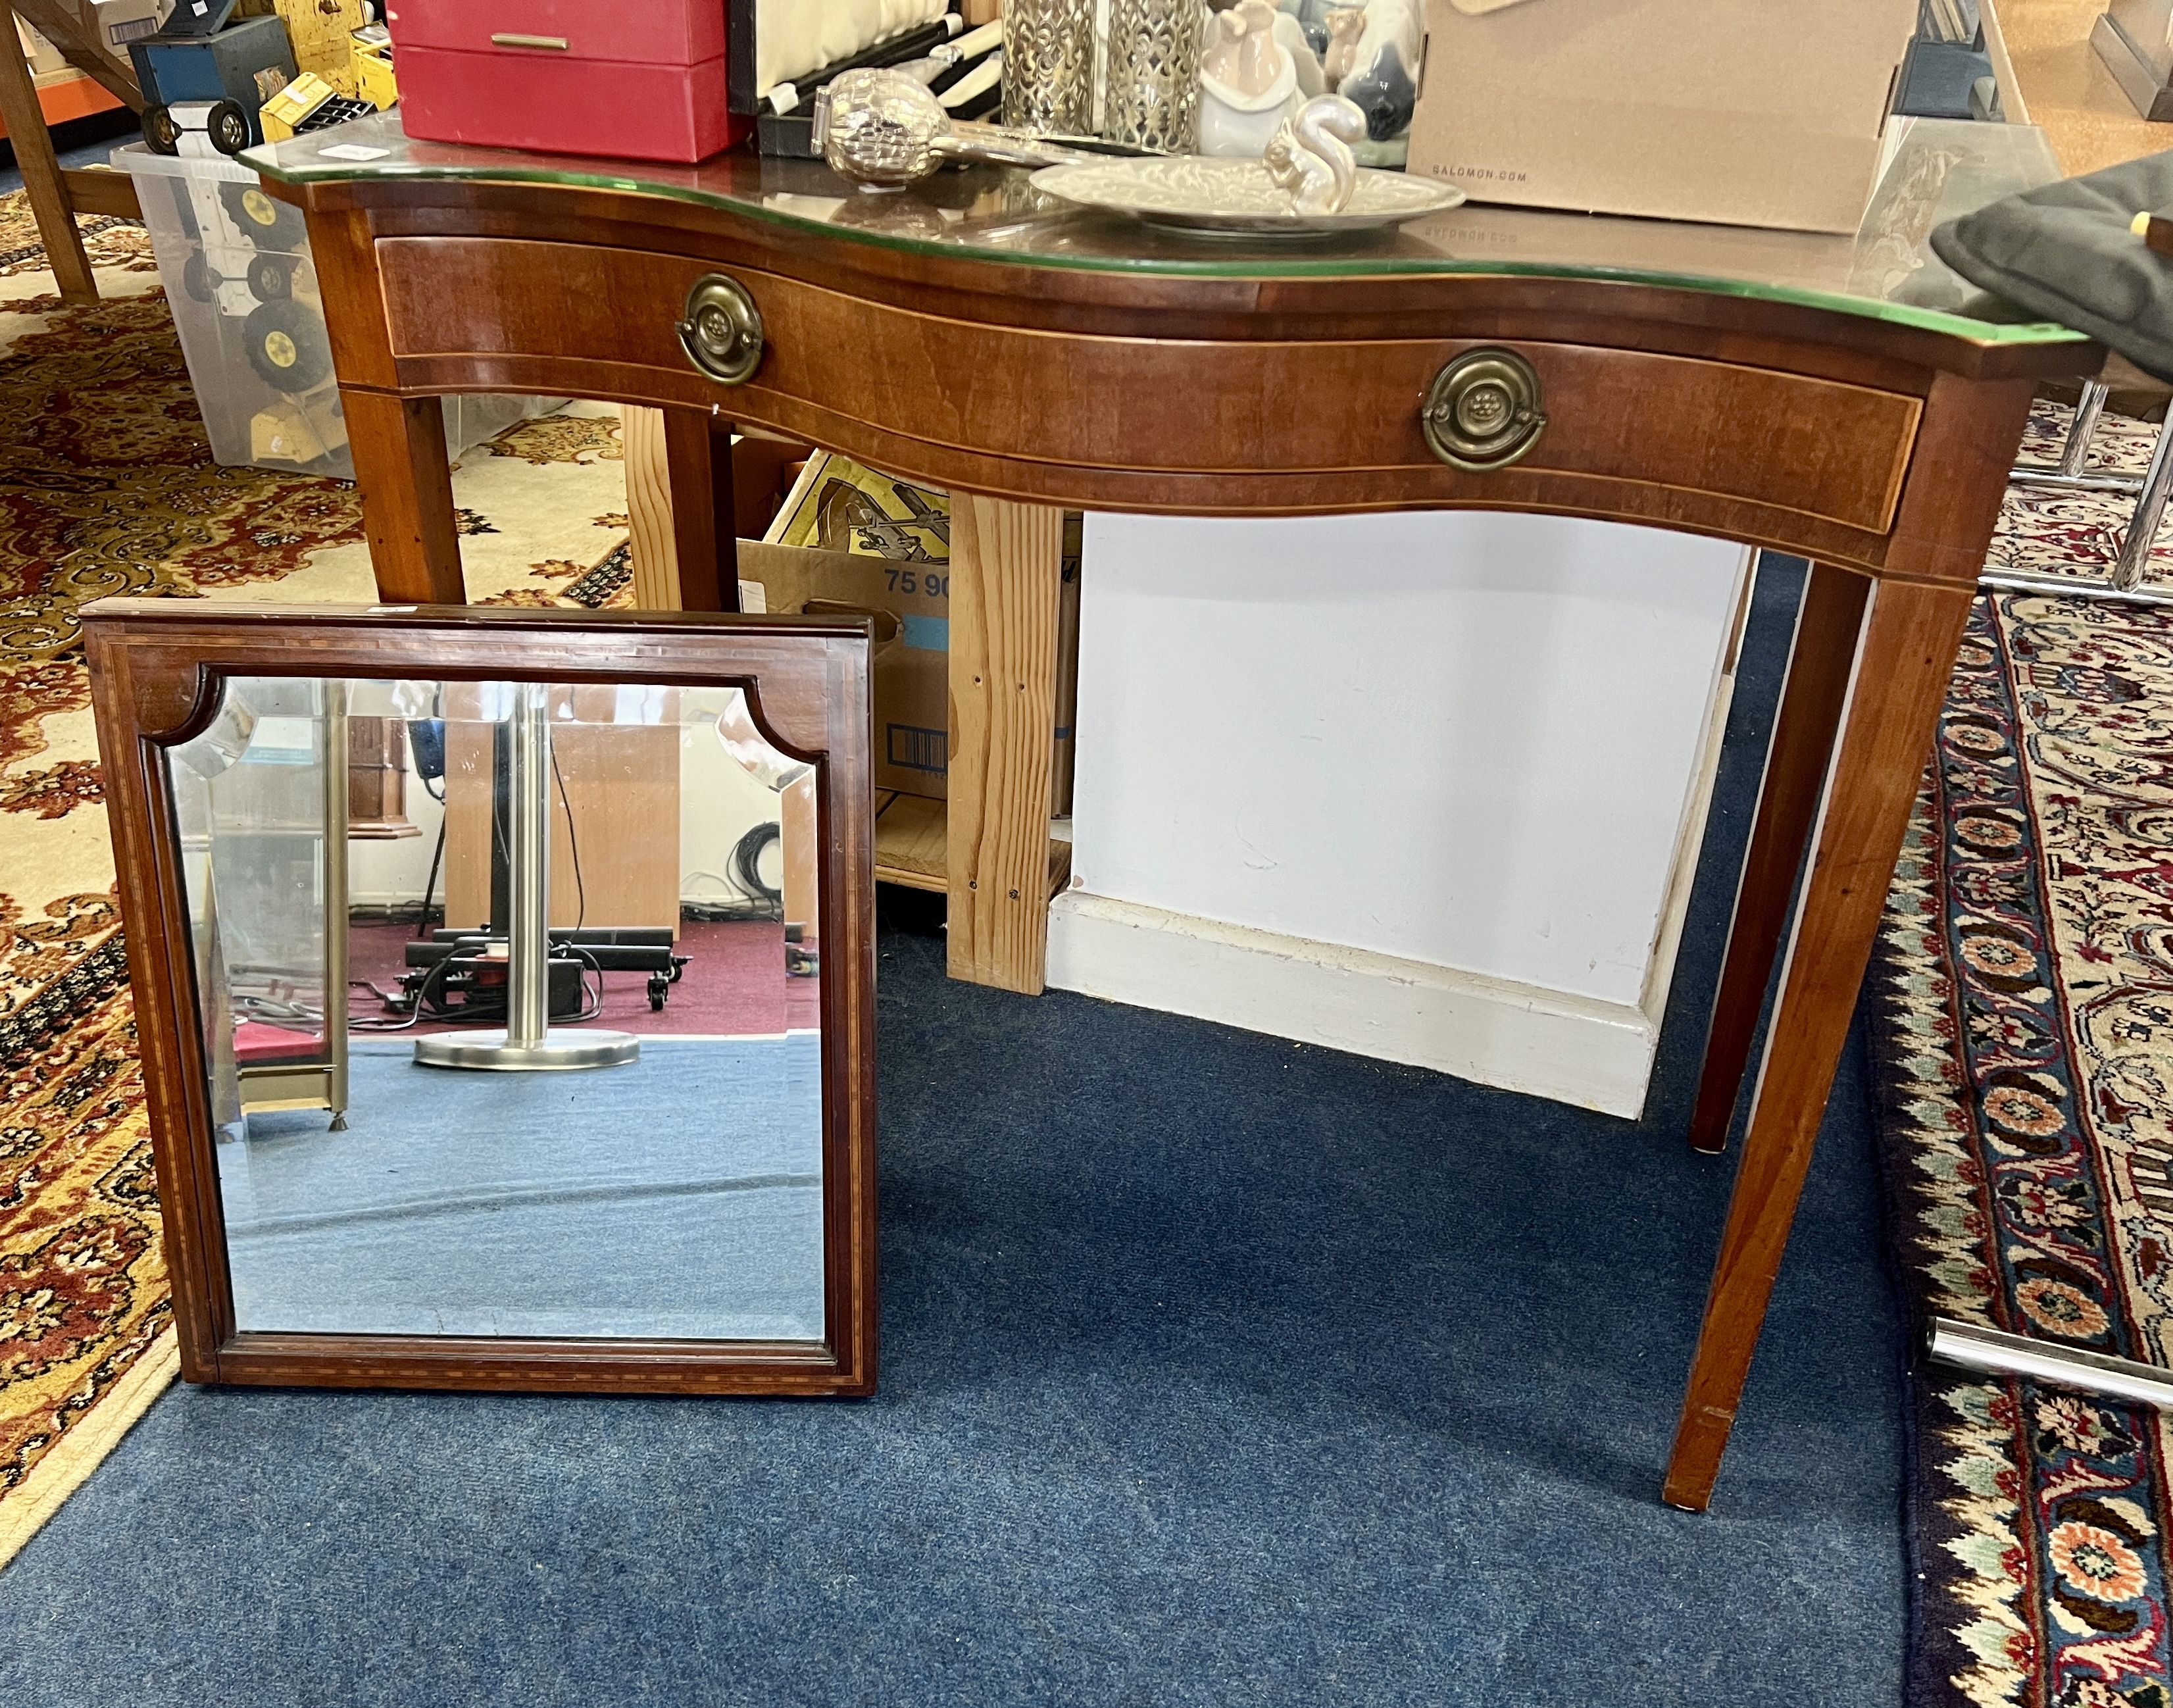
317 143 391 161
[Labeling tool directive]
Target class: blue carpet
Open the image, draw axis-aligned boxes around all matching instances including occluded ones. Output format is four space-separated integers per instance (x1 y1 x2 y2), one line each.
0 558 1909 1705
224 1038 824 1341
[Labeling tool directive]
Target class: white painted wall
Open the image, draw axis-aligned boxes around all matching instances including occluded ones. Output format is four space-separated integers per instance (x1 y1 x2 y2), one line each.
1048 511 1752 1117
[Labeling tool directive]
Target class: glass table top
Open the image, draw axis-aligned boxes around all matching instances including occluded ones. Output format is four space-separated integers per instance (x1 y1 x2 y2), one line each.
246 110 2086 347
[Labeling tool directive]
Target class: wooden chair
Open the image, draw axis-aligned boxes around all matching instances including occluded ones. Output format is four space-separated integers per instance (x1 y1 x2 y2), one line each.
0 0 143 300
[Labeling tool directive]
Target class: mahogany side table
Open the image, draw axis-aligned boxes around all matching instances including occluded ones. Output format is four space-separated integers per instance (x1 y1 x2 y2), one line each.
248 113 2098 1510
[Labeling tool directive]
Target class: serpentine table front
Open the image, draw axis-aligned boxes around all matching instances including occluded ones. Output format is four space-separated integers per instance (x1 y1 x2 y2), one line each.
246 113 2097 1511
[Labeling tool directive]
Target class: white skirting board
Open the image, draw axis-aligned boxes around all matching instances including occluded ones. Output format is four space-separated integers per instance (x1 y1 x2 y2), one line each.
1046 893 1659 1117
1046 561 1750 1120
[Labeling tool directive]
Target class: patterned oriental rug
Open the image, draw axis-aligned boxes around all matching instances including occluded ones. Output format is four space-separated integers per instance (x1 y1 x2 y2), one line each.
0 192 633 1569
1874 399 2173 1708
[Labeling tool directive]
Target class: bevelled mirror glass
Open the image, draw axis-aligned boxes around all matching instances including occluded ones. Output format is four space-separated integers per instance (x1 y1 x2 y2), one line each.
86 601 876 1396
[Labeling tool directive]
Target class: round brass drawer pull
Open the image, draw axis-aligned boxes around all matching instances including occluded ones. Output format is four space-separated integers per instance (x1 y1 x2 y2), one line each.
676 274 764 386
1422 348 1547 472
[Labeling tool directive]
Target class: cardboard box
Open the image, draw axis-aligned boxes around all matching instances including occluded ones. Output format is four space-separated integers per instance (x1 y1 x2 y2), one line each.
1407 0 1919 233
765 446 951 563
737 534 1080 813
751 452 1080 811
91 0 174 53
737 538 953 802
16 19 69 75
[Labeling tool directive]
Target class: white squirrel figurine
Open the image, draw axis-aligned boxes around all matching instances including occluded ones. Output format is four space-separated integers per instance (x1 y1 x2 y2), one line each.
1262 93 1368 215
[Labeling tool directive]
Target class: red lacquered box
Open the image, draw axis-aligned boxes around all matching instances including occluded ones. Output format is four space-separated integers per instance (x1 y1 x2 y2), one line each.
384 0 747 163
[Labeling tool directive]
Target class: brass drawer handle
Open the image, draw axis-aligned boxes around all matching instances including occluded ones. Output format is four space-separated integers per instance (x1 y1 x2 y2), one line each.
676 274 764 386
491 32 568 49
1422 348 1547 473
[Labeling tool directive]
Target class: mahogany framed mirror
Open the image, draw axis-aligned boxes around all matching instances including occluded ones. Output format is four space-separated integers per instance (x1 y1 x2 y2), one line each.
84 599 877 1396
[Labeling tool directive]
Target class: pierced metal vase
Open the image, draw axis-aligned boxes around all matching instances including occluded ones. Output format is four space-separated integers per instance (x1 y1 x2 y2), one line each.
1103 0 1205 152
1001 0 1094 135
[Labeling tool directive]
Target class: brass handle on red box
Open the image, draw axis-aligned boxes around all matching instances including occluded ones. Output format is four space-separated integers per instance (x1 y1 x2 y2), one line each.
676 274 765 386
490 32 568 49
1421 348 1547 474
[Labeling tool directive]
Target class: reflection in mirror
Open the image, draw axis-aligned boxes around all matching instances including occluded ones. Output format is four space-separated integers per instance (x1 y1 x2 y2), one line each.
165 677 824 1344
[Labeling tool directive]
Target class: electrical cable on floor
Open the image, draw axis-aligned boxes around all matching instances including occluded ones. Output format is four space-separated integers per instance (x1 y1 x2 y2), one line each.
351 937 609 1032
349 954 458 1032
561 940 605 1022
680 823 785 923
731 820 782 907
545 741 603 1017
236 993 319 1026
680 878 780 922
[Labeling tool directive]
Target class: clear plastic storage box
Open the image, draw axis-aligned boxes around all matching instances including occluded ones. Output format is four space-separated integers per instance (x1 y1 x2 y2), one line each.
116 141 561 480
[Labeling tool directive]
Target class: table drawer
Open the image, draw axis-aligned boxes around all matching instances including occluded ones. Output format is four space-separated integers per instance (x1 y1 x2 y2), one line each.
384 0 724 65
378 238 1922 538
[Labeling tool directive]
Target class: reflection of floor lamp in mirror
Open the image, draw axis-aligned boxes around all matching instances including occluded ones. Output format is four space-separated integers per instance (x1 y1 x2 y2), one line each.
414 683 640 1072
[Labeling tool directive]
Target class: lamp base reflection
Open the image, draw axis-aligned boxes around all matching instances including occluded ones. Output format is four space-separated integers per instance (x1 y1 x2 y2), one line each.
412 1028 641 1072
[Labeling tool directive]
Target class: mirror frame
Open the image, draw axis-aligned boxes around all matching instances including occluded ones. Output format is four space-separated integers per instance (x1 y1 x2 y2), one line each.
84 598 879 1397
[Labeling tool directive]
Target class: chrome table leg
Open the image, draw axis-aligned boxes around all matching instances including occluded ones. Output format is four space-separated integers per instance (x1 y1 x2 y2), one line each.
2011 381 2140 495
1983 409 2173 605
1930 1319 2173 1412
2110 411 2173 592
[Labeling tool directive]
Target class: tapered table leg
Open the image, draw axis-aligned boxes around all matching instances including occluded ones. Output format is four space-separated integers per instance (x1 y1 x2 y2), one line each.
947 494 1063 994
1687 563 1871 1154
1663 576 1974 1511
678 411 737 610
343 390 463 605
625 405 737 611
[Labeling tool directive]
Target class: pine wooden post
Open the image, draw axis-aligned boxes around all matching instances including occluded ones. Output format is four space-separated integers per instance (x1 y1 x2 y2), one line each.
946 494 1062 994
624 407 682 611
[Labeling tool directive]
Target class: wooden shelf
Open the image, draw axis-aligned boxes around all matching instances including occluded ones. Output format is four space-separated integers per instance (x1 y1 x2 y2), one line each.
874 791 946 892
874 791 1072 898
